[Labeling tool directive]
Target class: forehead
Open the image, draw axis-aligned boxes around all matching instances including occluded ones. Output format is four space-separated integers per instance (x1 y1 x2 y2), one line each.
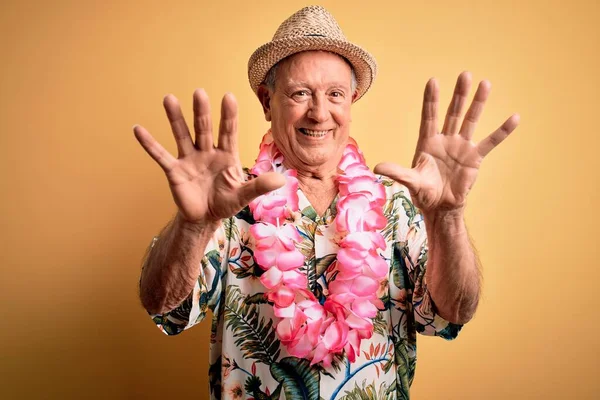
276 51 353 87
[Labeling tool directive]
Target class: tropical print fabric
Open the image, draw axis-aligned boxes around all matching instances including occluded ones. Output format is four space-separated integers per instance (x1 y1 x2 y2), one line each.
148 172 463 400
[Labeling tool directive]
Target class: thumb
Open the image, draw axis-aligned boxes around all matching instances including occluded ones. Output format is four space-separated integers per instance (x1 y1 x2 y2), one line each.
236 172 286 206
374 162 420 193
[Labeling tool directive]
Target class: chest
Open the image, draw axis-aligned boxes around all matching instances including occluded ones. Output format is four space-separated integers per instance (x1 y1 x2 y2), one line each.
303 190 337 217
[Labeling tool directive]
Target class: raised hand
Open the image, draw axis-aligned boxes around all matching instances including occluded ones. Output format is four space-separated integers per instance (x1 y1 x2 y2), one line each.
134 89 285 225
374 72 520 213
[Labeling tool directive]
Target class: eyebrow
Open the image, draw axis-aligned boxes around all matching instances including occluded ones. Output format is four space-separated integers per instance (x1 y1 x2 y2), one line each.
284 80 351 89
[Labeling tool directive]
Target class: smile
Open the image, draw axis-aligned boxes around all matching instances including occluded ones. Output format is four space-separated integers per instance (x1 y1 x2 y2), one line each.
298 128 331 137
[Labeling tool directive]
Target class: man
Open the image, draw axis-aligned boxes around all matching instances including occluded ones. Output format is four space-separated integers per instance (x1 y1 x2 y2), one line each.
134 5 519 400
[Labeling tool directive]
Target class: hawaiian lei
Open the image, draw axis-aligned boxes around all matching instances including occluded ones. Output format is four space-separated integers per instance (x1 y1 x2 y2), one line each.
249 131 388 367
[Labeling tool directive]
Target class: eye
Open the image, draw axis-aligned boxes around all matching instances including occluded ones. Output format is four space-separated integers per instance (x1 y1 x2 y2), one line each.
330 91 344 98
293 90 310 97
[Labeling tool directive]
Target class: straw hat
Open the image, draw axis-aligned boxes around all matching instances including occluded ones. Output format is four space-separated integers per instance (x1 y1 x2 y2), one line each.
247 5 377 101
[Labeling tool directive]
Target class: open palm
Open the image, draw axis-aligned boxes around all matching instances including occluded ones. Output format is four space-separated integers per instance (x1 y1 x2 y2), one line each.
375 72 520 213
134 89 285 224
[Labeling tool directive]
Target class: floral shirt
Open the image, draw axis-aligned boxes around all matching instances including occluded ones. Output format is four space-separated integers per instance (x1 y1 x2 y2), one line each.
148 173 463 400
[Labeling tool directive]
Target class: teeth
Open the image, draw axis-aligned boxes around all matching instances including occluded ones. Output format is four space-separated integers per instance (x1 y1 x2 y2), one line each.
301 129 328 137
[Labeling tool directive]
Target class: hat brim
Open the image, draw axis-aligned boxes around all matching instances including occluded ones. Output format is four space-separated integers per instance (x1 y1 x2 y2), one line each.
248 36 377 101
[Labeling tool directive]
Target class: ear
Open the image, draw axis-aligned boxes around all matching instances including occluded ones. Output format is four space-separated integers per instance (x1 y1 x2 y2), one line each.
257 85 272 122
351 90 359 103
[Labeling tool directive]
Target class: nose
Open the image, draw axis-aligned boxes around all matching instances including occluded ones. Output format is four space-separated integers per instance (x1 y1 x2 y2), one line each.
307 94 329 123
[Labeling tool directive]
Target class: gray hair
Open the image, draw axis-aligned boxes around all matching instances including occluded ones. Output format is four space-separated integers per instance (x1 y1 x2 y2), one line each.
263 55 358 95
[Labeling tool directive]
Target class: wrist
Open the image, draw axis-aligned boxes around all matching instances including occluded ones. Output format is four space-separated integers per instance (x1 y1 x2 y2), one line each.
422 206 465 224
175 212 221 235
422 206 467 238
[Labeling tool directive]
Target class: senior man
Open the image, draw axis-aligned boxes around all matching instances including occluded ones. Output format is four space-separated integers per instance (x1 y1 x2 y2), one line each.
135 5 519 400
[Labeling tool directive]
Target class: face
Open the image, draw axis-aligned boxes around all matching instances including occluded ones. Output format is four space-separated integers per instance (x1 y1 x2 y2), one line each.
259 51 356 176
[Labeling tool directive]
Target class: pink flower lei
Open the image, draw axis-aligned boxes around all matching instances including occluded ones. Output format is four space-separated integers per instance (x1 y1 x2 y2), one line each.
248 131 387 367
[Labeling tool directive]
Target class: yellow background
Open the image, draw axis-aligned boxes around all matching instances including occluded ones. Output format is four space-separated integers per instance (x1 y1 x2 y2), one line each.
1 0 598 399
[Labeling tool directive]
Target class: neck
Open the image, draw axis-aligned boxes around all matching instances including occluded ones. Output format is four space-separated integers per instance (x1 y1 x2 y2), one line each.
294 170 338 217
295 169 337 192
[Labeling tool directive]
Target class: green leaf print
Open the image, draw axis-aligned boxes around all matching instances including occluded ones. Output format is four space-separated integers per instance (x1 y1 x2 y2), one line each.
378 176 395 187
392 242 412 290
203 250 224 314
229 246 264 280
393 191 417 226
224 287 281 365
412 245 427 285
152 295 193 335
230 262 264 279
223 215 240 241
392 338 413 400
372 311 388 337
301 205 318 221
244 292 268 305
270 356 321 400
436 322 463 340
235 205 256 225
339 380 394 400
381 197 399 242
315 254 337 278
245 375 283 400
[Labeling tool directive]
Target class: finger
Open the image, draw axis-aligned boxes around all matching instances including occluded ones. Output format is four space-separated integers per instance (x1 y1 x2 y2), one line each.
460 80 491 140
133 124 176 171
217 93 239 153
374 162 420 194
419 78 439 139
193 88 213 150
477 114 520 157
442 71 472 135
163 94 195 157
237 172 286 206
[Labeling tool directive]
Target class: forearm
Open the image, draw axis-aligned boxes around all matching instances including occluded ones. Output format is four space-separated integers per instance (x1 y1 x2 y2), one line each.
139 213 220 315
423 208 481 325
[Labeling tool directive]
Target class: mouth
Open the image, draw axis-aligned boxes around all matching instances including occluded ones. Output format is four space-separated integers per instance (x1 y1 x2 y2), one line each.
298 128 331 138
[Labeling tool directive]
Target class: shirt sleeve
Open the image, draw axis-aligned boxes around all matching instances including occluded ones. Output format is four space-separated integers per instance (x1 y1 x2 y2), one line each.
390 184 463 340
144 218 232 336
